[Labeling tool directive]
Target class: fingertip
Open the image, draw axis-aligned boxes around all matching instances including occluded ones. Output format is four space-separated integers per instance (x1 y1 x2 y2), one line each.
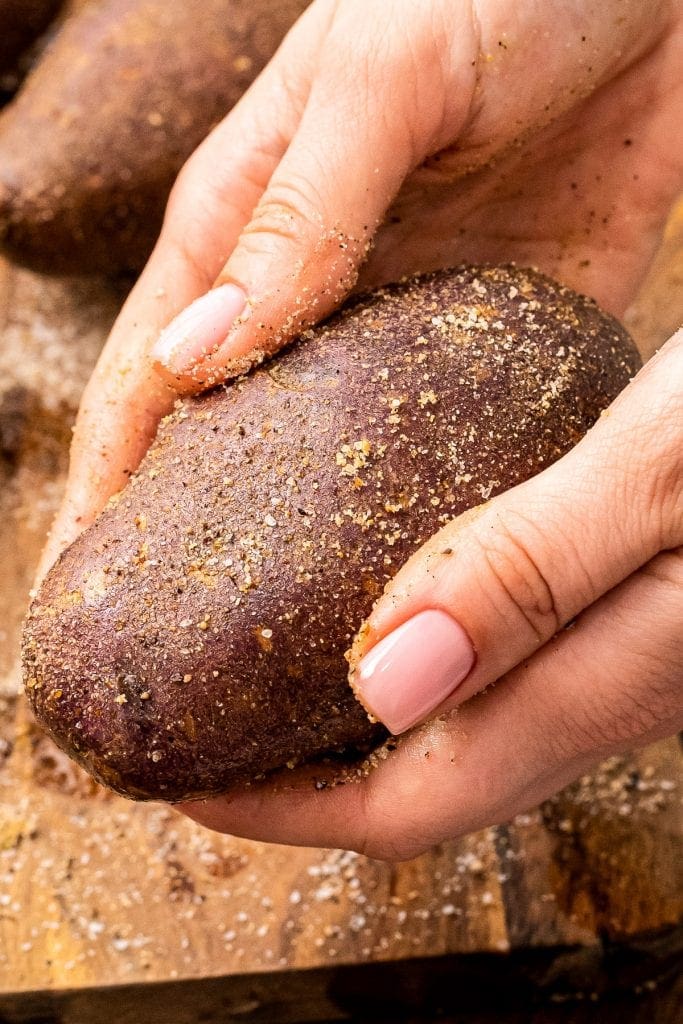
351 610 476 734
151 283 248 377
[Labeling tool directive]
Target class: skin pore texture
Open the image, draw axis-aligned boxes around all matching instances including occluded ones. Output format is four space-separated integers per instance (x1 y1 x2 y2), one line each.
32 0 683 857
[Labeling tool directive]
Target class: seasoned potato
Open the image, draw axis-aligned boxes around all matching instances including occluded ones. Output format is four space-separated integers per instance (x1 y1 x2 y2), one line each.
23 266 640 801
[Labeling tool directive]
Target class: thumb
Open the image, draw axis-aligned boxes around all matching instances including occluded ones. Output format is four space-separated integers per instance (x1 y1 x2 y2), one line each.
149 0 479 388
349 331 683 735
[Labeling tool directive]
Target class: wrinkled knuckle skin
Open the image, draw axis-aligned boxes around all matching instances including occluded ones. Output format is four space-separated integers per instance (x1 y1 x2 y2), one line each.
474 518 560 645
243 176 325 250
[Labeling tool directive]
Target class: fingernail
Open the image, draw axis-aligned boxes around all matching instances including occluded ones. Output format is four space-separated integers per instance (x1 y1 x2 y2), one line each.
152 283 247 373
354 610 475 734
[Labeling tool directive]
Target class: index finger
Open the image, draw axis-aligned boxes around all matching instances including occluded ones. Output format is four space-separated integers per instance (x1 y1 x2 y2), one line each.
36 23 317 580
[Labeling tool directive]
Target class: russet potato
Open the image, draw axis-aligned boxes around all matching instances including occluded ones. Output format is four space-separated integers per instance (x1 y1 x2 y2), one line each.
23 266 640 801
0 0 307 272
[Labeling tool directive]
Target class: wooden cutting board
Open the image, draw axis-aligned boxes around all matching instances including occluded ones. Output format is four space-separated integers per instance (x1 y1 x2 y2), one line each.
0 203 681 1022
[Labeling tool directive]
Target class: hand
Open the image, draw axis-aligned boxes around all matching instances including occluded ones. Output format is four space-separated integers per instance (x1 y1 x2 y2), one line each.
182 330 683 859
38 0 682 578
35 0 683 855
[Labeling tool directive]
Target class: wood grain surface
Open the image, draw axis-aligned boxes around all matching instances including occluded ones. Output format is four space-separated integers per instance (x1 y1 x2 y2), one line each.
0 200 681 1018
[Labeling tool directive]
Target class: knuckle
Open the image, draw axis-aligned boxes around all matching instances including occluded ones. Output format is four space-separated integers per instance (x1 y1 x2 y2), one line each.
323 1 470 153
244 175 325 250
472 512 561 645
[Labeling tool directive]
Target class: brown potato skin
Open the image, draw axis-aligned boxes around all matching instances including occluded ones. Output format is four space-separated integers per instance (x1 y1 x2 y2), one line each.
23 266 640 802
0 0 307 273
0 0 62 72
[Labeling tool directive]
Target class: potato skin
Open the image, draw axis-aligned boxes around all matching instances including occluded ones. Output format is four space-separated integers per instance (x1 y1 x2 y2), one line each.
0 0 307 273
23 266 640 801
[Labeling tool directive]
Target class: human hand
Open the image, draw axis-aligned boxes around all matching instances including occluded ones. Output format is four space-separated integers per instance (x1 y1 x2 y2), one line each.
38 0 682 579
182 329 683 859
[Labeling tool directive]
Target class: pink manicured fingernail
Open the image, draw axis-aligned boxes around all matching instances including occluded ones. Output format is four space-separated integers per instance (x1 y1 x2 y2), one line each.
354 610 475 734
152 283 247 373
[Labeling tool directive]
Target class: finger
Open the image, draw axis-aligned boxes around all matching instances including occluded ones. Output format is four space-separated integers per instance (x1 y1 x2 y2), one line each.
181 546 683 859
36 7 326 581
347 331 683 734
150 0 663 390
149 0 481 387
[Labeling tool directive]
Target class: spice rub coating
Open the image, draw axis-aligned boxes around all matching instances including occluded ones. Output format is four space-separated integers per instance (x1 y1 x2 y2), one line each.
23 265 640 801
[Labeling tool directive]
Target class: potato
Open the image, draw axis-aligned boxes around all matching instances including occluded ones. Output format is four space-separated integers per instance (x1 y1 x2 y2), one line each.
0 0 307 273
0 0 62 73
23 266 640 801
